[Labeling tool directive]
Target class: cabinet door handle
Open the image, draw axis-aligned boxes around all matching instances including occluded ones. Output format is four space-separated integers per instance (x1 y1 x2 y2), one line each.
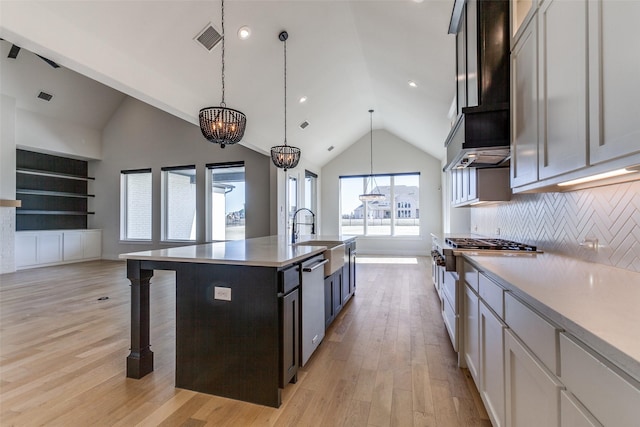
302 259 328 272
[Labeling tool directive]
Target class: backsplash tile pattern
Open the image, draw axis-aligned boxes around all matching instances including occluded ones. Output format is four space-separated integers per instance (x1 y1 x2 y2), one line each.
471 180 640 273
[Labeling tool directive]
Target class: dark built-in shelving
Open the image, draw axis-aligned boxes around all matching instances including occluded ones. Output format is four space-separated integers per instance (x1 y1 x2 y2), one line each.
16 150 94 231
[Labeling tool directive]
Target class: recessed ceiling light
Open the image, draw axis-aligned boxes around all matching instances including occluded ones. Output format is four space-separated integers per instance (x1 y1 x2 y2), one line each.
408 80 418 88
238 26 251 40
299 96 307 103
413 0 425 3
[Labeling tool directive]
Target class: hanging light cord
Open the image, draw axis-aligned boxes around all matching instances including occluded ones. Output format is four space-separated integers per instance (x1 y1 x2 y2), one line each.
283 36 288 146
369 109 374 177
220 0 226 107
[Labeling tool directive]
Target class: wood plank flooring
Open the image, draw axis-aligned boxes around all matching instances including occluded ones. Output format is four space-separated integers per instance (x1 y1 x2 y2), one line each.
0 257 490 426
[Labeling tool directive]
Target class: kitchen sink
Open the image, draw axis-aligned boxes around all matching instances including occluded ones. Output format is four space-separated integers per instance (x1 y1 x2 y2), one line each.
294 240 345 276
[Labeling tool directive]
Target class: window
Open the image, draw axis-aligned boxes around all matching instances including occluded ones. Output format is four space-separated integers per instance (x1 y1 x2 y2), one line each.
304 170 318 214
287 174 298 236
206 162 245 241
162 165 196 241
339 172 420 236
339 176 364 235
120 169 152 241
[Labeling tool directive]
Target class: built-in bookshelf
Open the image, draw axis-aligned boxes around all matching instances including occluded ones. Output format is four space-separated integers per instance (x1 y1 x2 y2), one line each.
16 149 95 231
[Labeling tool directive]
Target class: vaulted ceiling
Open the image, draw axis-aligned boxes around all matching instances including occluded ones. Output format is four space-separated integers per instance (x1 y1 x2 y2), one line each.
0 0 455 167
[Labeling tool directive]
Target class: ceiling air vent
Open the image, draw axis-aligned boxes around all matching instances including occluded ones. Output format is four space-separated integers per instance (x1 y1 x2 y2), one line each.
37 91 53 102
299 120 310 129
195 23 222 52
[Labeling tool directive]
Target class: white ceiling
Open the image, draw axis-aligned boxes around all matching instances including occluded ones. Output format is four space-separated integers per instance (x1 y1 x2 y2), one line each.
0 0 455 167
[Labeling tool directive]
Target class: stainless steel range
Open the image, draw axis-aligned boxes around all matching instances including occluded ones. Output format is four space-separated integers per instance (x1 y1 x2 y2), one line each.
432 236 538 271
429 235 540 359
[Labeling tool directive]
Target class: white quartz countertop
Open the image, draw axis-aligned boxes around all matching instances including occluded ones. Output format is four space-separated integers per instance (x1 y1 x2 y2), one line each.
119 235 355 268
462 251 640 382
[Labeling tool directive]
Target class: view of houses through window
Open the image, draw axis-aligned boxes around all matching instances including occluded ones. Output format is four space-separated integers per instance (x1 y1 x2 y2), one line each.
207 162 245 241
340 173 420 236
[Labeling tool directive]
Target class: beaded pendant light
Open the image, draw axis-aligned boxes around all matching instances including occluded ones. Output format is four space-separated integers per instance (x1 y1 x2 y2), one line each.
270 31 301 171
199 0 247 148
359 109 385 202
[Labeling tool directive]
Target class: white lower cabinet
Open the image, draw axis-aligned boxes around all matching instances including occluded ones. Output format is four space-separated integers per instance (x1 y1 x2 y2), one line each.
480 300 506 427
463 284 480 384
560 333 640 427
505 329 564 427
560 391 602 427
442 271 459 352
459 261 640 427
63 231 84 261
16 231 64 267
16 229 101 269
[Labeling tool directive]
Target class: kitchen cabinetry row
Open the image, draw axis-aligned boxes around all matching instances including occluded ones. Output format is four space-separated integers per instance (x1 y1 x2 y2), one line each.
324 240 356 328
15 229 101 269
450 167 511 207
511 0 640 192
446 260 640 427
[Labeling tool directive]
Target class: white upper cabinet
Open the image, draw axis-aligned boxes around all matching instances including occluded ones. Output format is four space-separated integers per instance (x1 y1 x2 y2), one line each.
588 0 640 164
538 0 588 180
511 15 539 188
510 0 640 192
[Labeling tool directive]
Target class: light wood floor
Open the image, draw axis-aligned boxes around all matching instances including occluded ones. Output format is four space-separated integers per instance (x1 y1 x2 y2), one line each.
0 257 490 426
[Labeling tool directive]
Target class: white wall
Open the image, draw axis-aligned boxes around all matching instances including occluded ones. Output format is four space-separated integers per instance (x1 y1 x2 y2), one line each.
321 129 442 256
0 95 18 273
0 95 17 200
94 97 273 260
15 109 102 160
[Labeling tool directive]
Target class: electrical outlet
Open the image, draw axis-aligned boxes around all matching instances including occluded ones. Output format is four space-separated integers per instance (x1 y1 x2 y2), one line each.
496 228 501 236
214 286 232 301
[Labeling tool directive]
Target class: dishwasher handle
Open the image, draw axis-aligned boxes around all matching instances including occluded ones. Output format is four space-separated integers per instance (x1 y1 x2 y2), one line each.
302 259 328 272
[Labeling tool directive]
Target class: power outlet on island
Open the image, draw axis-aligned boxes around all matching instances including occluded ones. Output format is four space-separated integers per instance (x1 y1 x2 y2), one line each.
214 286 232 301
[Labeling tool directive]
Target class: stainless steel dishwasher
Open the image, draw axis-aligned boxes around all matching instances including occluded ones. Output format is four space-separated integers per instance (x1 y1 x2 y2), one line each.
301 254 328 366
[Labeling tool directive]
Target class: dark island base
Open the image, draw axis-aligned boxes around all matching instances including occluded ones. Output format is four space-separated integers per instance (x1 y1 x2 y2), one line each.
126 259 284 408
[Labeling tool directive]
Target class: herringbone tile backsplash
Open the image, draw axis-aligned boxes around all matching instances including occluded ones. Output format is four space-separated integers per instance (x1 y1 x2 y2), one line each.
470 180 640 273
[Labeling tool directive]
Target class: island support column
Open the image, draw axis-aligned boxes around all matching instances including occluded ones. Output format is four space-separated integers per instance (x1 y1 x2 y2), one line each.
126 259 154 378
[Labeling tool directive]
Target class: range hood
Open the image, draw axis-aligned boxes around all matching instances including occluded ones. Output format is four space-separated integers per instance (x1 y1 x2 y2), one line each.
444 0 510 171
444 103 510 170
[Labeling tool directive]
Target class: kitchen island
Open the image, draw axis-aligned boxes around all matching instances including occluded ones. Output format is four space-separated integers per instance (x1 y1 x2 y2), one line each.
119 235 352 408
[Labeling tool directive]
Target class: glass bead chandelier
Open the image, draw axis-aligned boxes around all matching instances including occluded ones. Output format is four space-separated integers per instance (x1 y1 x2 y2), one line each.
270 31 301 171
198 0 247 148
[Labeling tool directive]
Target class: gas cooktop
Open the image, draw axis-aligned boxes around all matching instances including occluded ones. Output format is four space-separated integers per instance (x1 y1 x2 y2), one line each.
445 237 537 252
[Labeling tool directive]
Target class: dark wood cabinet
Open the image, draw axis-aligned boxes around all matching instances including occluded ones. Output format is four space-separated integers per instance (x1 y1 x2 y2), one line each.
279 264 300 387
324 268 343 328
325 240 356 328
279 287 299 387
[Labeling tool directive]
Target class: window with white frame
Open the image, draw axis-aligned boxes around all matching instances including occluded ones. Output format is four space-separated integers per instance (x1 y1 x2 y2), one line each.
120 168 152 241
206 162 245 241
162 165 196 241
304 170 318 214
339 172 420 236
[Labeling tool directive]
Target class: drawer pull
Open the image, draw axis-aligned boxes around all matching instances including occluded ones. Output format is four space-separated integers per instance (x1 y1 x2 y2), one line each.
302 259 328 272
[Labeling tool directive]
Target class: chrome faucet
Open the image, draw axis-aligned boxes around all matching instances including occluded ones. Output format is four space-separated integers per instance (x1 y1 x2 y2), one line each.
291 208 316 244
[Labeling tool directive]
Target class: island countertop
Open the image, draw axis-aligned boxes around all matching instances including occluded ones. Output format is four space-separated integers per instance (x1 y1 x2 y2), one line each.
119 235 356 268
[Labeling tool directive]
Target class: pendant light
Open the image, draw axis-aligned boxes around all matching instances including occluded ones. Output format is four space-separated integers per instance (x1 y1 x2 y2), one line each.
359 109 385 202
199 0 247 148
270 31 301 171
